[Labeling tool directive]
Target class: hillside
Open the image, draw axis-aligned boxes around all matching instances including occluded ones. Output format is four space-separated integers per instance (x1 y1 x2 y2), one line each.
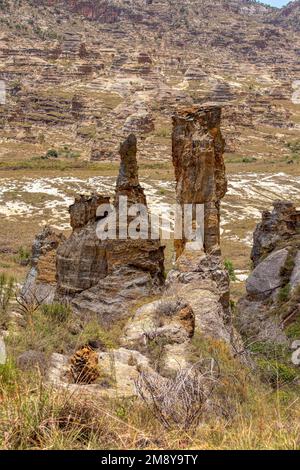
0 0 299 165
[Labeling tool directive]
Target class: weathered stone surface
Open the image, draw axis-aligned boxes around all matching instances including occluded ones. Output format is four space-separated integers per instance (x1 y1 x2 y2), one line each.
237 297 288 345
290 251 300 290
122 297 195 351
238 202 300 345
172 105 227 257
165 250 232 344
56 135 164 324
22 226 65 303
122 111 155 135
246 248 288 298
47 348 156 398
115 133 147 206
70 345 100 384
69 194 110 231
251 201 300 267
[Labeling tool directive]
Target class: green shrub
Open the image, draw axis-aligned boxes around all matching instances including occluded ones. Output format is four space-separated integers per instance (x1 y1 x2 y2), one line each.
16 246 31 265
224 259 236 282
286 317 300 340
258 358 298 387
45 149 58 159
277 284 291 304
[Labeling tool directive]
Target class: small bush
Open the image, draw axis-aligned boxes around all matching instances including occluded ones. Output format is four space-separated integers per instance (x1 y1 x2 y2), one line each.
224 259 236 281
258 358 298 387
286 316 300 340
277 284 291 304
45 149 58 159
16 246 31 265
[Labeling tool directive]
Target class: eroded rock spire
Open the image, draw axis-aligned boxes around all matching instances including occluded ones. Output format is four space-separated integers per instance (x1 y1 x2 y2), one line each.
115 133 146 206
172 105 227 257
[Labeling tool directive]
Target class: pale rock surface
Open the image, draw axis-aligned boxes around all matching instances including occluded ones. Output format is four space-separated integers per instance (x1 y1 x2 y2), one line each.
246 248 288 298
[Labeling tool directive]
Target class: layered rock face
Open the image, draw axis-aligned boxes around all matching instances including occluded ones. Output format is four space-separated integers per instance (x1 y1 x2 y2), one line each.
251 201 300 268
22 226 66 303
56 134 164 324
238 201 300 345
172 105 227 257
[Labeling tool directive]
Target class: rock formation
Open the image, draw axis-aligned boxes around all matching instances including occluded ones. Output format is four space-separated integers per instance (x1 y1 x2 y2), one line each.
56 134 164 324
22 226 66 303
251 201 300 267
122 105 239 377
172 105 227 258
238 201 300 345
25 106 242 397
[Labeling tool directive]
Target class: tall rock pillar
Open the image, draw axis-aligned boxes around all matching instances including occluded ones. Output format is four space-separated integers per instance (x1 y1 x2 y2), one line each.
172 105 227 258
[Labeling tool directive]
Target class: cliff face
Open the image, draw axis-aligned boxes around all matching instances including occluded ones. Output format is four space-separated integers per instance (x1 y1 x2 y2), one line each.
0 0 299 167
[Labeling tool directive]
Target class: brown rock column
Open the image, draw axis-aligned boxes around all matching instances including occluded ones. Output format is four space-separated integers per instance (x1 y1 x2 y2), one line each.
172 105 227 258
114 133 146 206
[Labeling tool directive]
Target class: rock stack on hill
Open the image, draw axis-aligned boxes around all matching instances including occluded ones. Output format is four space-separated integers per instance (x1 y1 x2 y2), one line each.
55 134 164 324
172 105 227 258
24 106 243 396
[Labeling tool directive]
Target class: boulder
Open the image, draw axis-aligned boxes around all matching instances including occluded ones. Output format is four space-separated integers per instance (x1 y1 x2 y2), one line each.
246 248 288 298
290 251 300 290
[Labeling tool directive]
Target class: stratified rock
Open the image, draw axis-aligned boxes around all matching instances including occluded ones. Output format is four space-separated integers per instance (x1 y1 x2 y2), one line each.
172 105 227 257
115 133 147 205
69 194 110 231
246 248 288 298
251 201 300 267
122 111 155 135
56 135 164 324
238 201 300 345
70 345 100 384
22 226 65 303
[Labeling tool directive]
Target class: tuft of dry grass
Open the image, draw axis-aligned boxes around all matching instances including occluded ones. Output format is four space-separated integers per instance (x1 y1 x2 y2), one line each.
0 359 300 450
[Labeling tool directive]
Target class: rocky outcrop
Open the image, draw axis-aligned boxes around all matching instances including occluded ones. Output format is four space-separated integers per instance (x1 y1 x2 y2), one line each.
238 201 300 345
122 111 155 135
56 134 164 324
122 105 240 378
26 106 242 398
22 226 65 303
251 201 300 268
69 194 110 231
114 134 147 206
172 105 227 258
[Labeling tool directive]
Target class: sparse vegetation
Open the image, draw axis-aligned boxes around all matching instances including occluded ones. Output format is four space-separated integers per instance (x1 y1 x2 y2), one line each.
0 273 15 327
224 259 237 281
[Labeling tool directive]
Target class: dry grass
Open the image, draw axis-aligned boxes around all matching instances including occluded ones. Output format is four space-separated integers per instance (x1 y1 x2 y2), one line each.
0 360 299 450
